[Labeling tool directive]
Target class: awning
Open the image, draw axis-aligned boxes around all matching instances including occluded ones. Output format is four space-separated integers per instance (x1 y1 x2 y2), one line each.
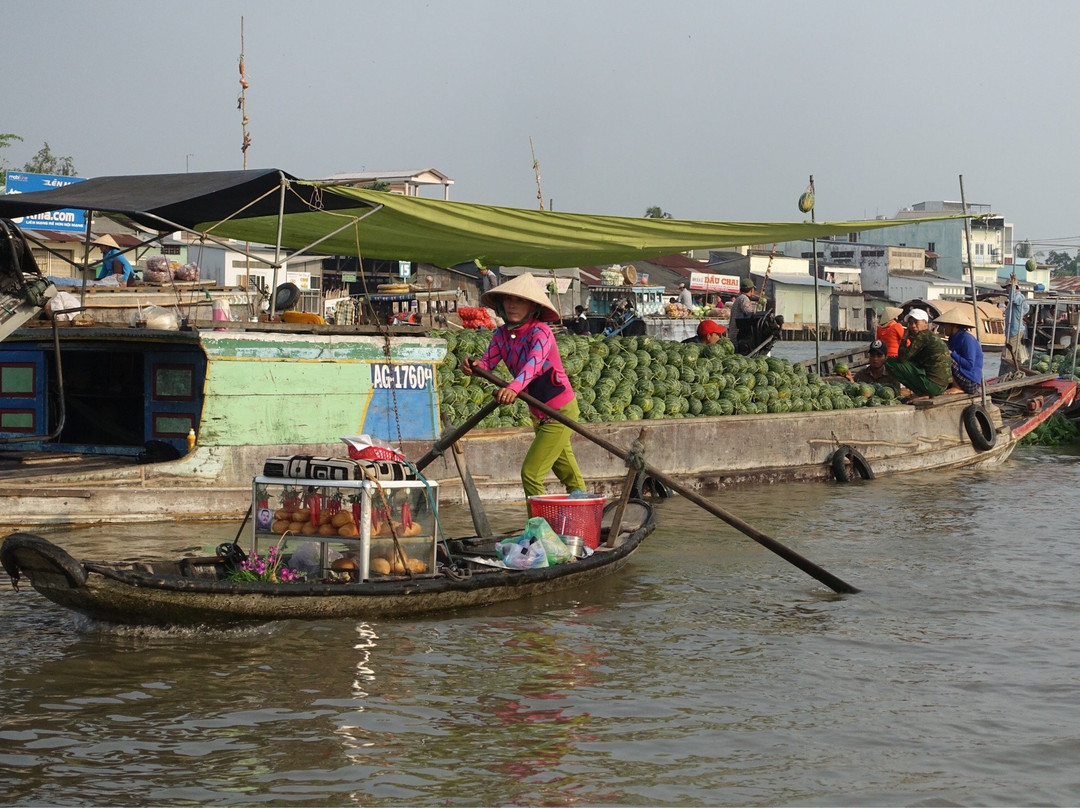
0 169 973 270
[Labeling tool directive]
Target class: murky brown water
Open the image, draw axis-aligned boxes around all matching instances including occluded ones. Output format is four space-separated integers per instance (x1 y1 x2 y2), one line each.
3 441 1080 806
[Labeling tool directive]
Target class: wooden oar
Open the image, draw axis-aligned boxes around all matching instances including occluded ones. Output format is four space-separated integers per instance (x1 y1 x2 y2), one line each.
442 414 493 537
414 399 501 472
471 366 860 594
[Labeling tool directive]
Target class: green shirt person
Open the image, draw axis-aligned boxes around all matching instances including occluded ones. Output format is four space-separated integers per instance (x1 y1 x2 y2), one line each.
885 309 951 399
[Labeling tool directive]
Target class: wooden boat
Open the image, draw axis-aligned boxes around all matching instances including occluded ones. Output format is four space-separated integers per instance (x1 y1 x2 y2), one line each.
0 499 655 626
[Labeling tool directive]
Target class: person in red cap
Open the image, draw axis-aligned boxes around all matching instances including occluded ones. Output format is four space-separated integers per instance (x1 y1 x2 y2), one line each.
683 319 727 345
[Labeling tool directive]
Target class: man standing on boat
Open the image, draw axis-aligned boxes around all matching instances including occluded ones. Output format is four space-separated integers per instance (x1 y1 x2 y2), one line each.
677 282 694 308
726 278 758 351
876 306 906 357
999 280 1029 375
885 309 951 400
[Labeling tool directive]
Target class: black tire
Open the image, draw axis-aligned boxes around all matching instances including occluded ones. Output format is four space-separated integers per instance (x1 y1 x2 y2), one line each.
962 404 996 452
632 472 672 499
830 445 875 482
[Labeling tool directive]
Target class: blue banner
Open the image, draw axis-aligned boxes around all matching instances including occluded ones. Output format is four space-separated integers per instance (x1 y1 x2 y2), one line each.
2 172 87 232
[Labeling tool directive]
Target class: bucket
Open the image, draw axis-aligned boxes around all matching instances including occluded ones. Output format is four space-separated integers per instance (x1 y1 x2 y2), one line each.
528 494 606 549
560 535 585 559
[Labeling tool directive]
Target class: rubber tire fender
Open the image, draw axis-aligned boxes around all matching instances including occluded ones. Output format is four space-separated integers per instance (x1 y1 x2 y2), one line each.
829 445 875 482
631 472 672 499
962 404 997 452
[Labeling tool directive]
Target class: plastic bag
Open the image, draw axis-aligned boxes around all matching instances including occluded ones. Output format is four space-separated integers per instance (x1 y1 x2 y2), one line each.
522 516 572 565
496 535 549 569
174 263 200 281
142 305 180 330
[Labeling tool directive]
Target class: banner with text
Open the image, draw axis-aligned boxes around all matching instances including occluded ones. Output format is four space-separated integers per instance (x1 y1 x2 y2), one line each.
3 172 87 233
689 271 740 294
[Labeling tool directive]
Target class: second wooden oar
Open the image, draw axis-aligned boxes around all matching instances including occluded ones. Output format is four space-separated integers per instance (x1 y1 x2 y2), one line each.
471 365 860 594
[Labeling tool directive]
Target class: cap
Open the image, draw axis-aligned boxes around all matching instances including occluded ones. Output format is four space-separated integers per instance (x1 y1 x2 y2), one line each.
868 339 886 355
678 282 686 288
905 309 929 323
696 319 726 339
739 278 755 292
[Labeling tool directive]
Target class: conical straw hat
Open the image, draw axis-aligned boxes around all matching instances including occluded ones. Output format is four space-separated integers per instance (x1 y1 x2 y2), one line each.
92 234 121 249
481 272 560 323
933 305 977 328
882 306 903 323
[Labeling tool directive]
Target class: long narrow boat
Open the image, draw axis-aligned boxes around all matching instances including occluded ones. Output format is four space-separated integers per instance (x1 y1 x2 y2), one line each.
0 318 1073 529
0 500 654 626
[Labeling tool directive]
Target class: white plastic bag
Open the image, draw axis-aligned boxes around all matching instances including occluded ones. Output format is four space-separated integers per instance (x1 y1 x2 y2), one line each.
496 535 549 570
143 305 180 330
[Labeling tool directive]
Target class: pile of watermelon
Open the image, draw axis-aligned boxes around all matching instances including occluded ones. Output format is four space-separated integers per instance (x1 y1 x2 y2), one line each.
433 331 900 428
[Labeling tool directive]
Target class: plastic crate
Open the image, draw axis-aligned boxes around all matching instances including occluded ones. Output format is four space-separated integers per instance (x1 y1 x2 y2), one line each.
527 494 606 549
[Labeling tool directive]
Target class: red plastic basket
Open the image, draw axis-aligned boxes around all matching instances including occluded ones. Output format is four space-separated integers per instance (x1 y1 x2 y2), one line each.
527 494 607 549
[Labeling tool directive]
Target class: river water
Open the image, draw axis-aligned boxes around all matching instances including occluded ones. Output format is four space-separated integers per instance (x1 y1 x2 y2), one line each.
3 342 1079 807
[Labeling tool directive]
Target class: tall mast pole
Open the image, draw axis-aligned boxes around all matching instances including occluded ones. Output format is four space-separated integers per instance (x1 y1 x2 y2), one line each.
239 17 251 170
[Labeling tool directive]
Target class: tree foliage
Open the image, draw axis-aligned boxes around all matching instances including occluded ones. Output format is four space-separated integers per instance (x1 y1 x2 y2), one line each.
0 133 24 185
23 142 77 176
1045 249 1079 277
1014 240 1032 259
644 205 672 219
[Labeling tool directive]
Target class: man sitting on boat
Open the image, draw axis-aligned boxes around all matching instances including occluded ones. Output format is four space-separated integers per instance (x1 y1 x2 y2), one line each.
843 339 900 394
885 309 951 400
682 318 726 345
93 234 134 285
264 282 326 325
934 307 983 395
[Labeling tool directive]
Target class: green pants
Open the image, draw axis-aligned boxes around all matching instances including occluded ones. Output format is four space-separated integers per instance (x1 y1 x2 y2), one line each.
885 358 946 397
521 398 586 498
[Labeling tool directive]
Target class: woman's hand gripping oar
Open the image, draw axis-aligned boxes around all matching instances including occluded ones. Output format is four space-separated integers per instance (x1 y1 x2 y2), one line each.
471 365 860 595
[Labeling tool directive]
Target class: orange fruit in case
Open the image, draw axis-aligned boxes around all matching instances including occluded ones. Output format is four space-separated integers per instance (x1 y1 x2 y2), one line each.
331 511 354 528
338 524 360 538
292 508 311 522
318 523 338 536
301 522 318 535
288 521 306 534
271 519 291 533
273 508 291 521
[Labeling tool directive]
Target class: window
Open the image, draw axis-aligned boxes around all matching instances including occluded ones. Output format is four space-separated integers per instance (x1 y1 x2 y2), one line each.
1 364 36 396
152 363 196 401
927 242 935 253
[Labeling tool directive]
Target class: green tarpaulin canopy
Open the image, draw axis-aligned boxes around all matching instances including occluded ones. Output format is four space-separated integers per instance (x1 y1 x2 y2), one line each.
200 182 968 269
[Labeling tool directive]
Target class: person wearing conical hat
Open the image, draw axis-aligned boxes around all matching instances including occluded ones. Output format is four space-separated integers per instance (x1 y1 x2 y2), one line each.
876 305 905 357
92 234 134 284
934 306 983 395
461 272 587 500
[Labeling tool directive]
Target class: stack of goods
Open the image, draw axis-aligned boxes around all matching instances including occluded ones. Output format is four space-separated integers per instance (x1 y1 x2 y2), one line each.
174 263 200 281
458 306 496 329
665 302 691 318
433 330 900 428
143 255 174 284
600 269 625 286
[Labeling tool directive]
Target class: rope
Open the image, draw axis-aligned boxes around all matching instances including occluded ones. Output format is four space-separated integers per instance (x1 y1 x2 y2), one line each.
625 437 647 472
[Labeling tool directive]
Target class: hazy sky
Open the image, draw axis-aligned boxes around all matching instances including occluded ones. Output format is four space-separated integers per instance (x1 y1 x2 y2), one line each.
3 0 1077 253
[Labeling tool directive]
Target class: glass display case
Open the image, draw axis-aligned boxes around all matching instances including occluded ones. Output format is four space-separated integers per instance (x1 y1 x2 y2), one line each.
252 476 438 581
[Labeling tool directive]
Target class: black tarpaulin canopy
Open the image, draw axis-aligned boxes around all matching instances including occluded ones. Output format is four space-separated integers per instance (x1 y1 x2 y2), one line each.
0 169 364 232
